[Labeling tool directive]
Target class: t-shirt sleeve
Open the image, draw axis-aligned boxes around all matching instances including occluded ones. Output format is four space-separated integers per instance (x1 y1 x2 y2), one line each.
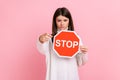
36 37 50 56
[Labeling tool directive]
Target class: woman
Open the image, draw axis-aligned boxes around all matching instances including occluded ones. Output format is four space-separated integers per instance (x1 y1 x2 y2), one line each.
37 7 88 80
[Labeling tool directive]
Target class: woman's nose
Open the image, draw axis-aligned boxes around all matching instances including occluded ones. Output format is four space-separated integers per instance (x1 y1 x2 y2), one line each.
61 21 64 25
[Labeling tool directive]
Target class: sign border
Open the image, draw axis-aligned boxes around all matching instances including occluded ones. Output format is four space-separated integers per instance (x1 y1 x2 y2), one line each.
53 30 81 58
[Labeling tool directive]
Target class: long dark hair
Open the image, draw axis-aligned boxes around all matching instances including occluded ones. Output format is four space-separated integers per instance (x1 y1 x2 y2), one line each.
52 7 74 42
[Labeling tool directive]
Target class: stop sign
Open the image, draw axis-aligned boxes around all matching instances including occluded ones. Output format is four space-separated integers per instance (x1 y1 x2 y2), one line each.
53 30 80 58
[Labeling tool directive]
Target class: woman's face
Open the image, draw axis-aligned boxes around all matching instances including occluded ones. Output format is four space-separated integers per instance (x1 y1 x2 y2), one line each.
56 15 69 30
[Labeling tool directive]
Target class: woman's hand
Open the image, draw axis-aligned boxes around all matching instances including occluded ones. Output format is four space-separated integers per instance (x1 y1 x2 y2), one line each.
39 33 53 43
80 45 88 54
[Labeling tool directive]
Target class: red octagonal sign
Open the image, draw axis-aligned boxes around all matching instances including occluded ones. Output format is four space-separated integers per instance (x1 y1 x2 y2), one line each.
53 30 80 58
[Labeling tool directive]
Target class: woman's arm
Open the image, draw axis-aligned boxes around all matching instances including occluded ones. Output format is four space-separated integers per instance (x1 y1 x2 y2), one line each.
36 33 53 55
76 52 88 66
76 37 88 66
36 37 50 55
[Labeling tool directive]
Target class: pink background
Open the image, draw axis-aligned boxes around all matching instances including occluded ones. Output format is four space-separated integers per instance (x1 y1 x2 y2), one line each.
0 0 120 80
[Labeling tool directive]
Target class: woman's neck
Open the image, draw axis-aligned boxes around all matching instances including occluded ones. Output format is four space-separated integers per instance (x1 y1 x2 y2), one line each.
57 27 68 33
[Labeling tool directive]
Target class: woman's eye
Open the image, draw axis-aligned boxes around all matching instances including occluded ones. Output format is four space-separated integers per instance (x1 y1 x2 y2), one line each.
64 19 68 22
57 20 61 22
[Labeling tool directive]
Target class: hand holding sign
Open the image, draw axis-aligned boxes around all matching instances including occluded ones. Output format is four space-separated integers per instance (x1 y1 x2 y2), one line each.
80 45 88 54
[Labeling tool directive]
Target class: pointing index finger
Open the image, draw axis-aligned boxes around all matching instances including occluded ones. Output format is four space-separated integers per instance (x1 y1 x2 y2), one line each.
46 33 53 38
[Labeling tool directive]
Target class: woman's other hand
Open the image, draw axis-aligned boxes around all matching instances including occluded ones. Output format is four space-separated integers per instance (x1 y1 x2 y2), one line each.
39 33 53 43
